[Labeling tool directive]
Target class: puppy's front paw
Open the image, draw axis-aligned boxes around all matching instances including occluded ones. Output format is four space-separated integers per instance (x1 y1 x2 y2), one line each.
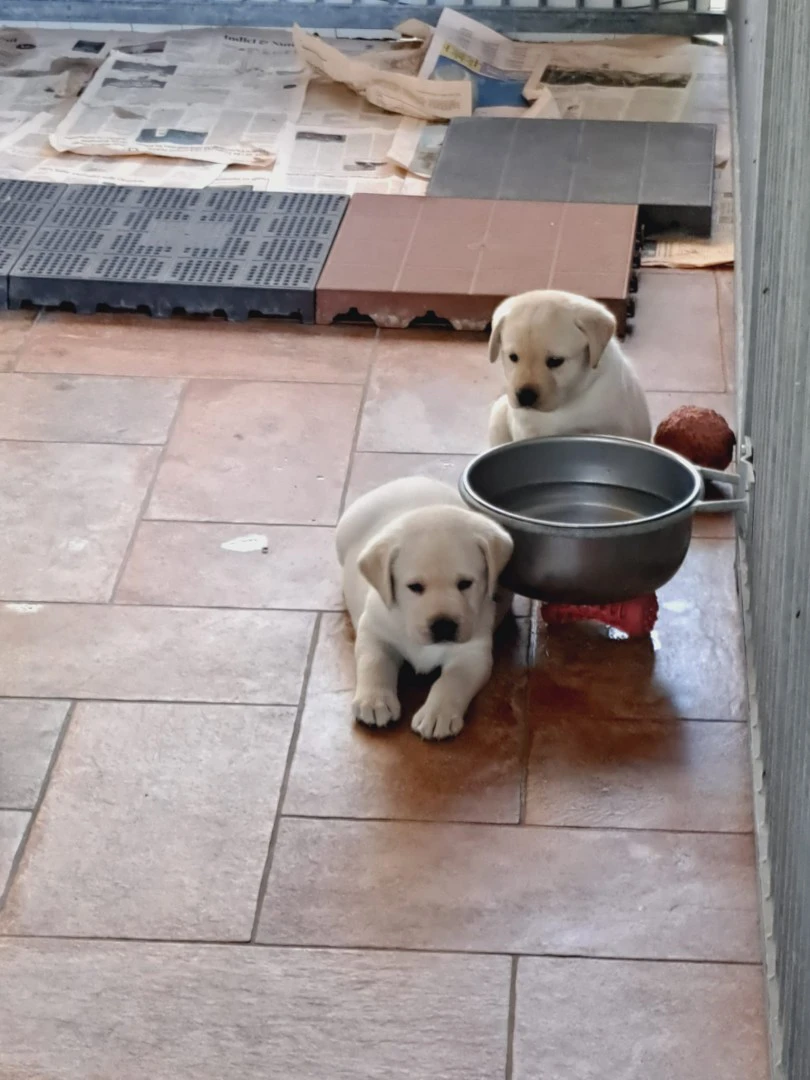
411 701 465 741
353 689 401 729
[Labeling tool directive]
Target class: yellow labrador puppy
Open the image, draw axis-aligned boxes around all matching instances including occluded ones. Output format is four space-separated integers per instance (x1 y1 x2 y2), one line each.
336 477 514 740
488 289 651 446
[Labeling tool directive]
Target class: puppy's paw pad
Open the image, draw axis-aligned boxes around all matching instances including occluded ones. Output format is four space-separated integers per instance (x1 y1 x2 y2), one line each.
353 691 401 729
412 704 465 741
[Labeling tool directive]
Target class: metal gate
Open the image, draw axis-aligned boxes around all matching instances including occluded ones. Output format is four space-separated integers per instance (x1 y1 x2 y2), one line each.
730 0 810 1077
0 0 724 34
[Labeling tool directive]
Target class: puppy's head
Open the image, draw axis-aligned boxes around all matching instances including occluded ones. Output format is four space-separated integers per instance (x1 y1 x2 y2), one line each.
357 505 513 648
489 290 616 413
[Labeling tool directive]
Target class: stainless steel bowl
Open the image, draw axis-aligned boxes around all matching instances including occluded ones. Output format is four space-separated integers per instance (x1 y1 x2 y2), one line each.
460 435 743 603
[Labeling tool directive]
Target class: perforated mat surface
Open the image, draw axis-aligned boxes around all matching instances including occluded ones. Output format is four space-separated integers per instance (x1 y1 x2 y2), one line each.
428 119 716 236
0 181 65 312
7 186 348 321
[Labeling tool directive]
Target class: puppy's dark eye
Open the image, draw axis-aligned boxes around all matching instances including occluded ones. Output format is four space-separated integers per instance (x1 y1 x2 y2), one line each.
407 582 425 594
546 355 565 369
508 352 519 364
457 579 474 592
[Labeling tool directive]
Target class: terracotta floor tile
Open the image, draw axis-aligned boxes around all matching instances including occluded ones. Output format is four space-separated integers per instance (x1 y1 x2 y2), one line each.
0 604 314 704
514 957 767 1080
283 613 527 824
0 941 510 1080
0 700 68 809
0 373 182 443
625 270 725 392
717 270 736 390
526 717 753 832
0 442 160 602
0 311 37 371
17 312 375 383
147 381 361 524
116 522 341 610
257 818 758 959
1 703 294 940
345 451 472 505
0 812 28 895
530 539 745 722
317 196 636 332
358 332 498 454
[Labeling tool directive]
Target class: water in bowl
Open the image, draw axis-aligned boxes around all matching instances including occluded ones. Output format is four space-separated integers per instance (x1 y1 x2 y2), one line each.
499 480 671 526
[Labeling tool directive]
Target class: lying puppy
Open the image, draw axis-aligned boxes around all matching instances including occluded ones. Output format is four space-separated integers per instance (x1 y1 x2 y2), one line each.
488 289 651 446
336 477 514 741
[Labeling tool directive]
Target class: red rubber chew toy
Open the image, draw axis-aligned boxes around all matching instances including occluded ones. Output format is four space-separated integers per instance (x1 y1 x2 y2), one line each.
541 594 659 637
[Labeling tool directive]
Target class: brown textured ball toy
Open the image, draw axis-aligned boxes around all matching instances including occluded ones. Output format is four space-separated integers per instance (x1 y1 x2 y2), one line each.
653 406 736 471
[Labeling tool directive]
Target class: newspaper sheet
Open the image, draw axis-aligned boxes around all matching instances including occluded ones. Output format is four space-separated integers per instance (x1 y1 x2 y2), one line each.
292 25 471 121
49 45 308 166
0 107 225 186
419 10 541 114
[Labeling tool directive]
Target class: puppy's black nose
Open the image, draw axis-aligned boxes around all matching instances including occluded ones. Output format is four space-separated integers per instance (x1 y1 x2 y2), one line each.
517 386 539 408
430 617 459 643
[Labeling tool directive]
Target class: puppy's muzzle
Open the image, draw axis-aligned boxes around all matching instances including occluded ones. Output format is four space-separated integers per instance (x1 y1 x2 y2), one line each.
429 617 459 643
516 386 539 408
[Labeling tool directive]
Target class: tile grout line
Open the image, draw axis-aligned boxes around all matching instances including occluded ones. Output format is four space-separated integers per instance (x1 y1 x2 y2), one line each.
0 437 168 448
6 370 372 387
5 309 42 373
0 932 764 968
0 692 751 725
278 813 755 837
107 380 191 602
249 613 324 943
504 956 519 1080
0 700 77 913
336 329 378 517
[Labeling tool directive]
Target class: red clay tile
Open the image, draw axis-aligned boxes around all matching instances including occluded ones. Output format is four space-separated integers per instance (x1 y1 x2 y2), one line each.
0 442 160 603
716 270 736 390
625 270 725 392
529 539 746 722
0 941 511 1080
0 311 37 371
1 703 295 940
257 817 758 960
282 613 527 824
346 452 472 506
0 604 314 704
316 196 637 332
1 811 28 895
147 381 361 525
16 312 375 383
0 374 182 443
514 957 767 1080
116 522 341 610
0 700 68 810
358 332 499 454
526 717 753 832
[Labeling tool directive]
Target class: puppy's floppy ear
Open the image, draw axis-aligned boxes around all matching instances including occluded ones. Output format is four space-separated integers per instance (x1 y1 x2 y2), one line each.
357 530 398 608
475 520 514 597
488 297 514 364
574 299 616 368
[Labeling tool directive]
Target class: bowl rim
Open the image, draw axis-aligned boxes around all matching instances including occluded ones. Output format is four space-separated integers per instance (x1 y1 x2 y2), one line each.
459 434 704 535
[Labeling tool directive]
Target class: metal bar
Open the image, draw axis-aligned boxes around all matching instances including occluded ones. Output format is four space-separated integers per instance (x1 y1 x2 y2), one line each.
0 0 724 34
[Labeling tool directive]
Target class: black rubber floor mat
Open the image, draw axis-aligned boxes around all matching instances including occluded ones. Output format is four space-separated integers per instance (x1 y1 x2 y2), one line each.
8 187 348 321
428 119 716 236
0 180 66 311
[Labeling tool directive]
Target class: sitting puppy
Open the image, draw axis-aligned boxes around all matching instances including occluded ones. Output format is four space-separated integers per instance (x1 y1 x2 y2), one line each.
488 289 651 446
336 477 513 741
